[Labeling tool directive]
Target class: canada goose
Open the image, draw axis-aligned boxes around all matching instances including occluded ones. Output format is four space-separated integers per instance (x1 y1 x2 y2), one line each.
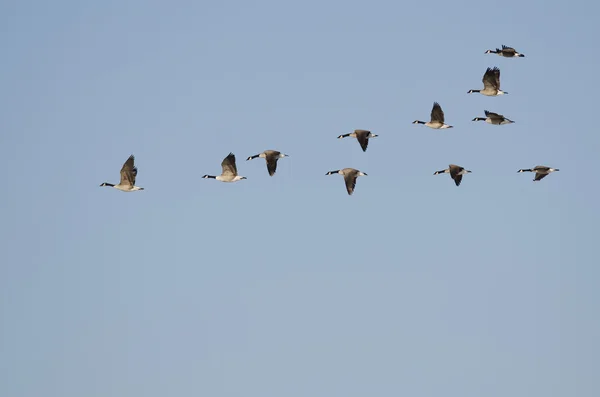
472 110 515 125
517 166 559 181
246 150 289 176
326 168 367 195
485 45 525 58
337 129 378 152
100 154 144 192
467 67 508 96
413 102 453 129
434 164 472 186
203 153 247 182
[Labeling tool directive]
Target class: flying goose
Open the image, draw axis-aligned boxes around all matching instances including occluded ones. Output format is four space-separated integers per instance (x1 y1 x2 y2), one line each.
337 129 378 152
485 45 525 58
246 150 289 176
326 168 367 195
517 166 559 181
203 153 247 182
413 102 453 129
472 110 515 125
434 164 472 186
100 154 144 192
467 67 508 96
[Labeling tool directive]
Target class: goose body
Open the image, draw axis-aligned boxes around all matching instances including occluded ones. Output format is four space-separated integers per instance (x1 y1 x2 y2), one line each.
100 155 144 192
468 67 508 96
472 110 515 125
203 153 247 182
518 166 559 181
434 164 471 186
485 45 525 58
326 168 367 195
337 129 378 152
246 150 288 176
413 102 453 129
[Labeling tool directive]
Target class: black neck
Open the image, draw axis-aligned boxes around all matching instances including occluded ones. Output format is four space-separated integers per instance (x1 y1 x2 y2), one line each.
101 182 115 187
203 175 216 179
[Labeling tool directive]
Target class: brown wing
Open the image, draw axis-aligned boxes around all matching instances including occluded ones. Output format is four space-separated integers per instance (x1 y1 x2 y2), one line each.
448 165 464 186
355 130 370 152
453 174 463 186
534 173 548 181
221 153 238 176
501 45 516 55
266 157 278 176
493 67 501 89
431 102 445 123
344 172 358 195
484 110 502 119
483 67 500 90
119 155 137 186
449 164 463 180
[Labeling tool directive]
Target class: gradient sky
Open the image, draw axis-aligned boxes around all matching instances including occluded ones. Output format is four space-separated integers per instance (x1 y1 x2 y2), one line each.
1 1 599 396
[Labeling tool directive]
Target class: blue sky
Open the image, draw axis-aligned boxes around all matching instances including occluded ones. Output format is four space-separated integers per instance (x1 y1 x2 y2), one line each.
1 0 599 396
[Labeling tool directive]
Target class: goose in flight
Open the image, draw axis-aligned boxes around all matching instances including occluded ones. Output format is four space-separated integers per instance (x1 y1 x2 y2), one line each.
326 168 367 195
468 67 508 96
517 166 559 181
413 102 453 129
100 155 144 192
246 150 289 176
434 164 472 186
485 45 525 58
337 129 378 152
472 110 515 125
203 153 247 182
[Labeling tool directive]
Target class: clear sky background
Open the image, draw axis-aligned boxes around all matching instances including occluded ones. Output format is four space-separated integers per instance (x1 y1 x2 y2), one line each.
1 1 599 396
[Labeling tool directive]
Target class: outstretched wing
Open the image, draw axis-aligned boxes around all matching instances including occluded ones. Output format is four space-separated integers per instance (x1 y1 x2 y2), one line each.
453 174 463 186
534 173 548 181
484 110 503 119
221 153 238 176
355 130 370 152
266 157 278 176
344 171 358 195
449 164 464 186
119 155 137 186
501 45 516 55
483 67 500 90
493 67 501 89
431 102 445 123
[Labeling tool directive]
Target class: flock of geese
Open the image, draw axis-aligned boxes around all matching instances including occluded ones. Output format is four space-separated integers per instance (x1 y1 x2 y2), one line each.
100 45 559 195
